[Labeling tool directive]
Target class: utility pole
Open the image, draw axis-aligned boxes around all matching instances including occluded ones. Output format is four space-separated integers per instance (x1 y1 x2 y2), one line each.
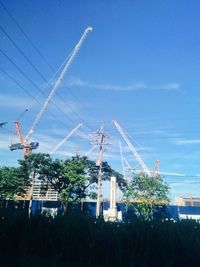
90 123 111 218
28 172 34 218
119 140 126 180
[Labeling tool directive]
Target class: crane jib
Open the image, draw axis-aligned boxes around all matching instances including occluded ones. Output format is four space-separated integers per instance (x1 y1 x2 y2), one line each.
25 27 93 142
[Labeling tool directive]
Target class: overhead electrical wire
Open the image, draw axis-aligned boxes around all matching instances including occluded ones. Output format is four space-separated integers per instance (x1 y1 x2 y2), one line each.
0 61 78 130
0 48 44 92
0 48 83 128
0 0 54 73
1 3 197 169
0 0 83 118
0 1 96 130
2 1 199 163
0 66 41 103
0 24 55 88
0 26 94 132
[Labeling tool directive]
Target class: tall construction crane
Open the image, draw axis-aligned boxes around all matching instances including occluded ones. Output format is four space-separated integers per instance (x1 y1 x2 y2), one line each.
124 158 134 172
152 160 160 177
10 27 93 155
119 140 126 179
9 121 39 155
25 27 93 143
112 120 151 176
50 123 82 154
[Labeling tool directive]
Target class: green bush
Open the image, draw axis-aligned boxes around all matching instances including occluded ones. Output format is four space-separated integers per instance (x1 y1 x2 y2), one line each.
0 210 200 267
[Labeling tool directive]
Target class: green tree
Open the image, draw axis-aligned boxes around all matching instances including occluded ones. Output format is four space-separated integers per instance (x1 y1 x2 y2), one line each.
0 166 30 201
124 174 170 220
18 153 126 212
18 153 51 182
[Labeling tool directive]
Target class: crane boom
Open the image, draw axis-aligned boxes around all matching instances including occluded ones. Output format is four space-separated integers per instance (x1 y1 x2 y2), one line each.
112 120 151 176
25 27 93 141
50 123 82 154
123 157 132 171
119 140 126 179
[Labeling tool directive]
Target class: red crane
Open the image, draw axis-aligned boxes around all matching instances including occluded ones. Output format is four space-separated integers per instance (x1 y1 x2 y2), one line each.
9 121 38 156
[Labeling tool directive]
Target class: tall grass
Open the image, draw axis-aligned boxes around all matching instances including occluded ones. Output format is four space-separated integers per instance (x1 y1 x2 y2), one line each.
0 207 200 267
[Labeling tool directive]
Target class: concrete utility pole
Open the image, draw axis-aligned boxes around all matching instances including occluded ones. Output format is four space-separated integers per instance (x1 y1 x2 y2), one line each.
110 176 117 210
90 123 111 217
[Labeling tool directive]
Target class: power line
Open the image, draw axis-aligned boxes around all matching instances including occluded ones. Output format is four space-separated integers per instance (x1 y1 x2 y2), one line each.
0 5 96 129
0 24 78 124
0 66 41 103
0 64 79 130
0 49 80 126
56 85 98 125
0 0 55 73
0 27 94 131
0 48 46 94
0 24 54 88
0 21 94 132
54 92 94 131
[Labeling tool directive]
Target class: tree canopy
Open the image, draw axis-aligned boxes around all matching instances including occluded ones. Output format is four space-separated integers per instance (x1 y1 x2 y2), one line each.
18 153 126 206
124 174 170 220
0 166 30 201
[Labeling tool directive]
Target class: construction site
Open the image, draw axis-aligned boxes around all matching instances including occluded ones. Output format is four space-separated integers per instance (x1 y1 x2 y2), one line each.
1 1 200 222
2 2 200 267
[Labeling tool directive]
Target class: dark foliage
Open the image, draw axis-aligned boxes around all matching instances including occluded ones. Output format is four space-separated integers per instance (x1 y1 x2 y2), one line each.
18 154 126 209
0 166 30 201
125 174 170 220
1 208 200 267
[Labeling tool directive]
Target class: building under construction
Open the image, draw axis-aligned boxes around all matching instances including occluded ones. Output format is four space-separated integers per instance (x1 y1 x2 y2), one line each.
176 196 200 207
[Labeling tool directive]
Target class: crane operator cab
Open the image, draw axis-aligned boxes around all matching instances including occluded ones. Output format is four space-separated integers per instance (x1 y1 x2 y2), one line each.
9 143 24 151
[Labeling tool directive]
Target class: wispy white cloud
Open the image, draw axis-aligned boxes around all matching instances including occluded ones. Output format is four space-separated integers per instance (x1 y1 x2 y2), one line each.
170 138 200 145
160 171 186 177
33 131 89 155
170 180 200 187
53 98 82 115
0 93 31 109
65 77 181 92
170 163 183 169
117 144 152 154
0 133 11 150
52 150 77 157
75 129 91 140
32 133 60 153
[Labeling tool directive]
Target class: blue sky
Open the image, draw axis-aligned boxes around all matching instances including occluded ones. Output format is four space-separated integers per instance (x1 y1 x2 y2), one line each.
1 0 200 201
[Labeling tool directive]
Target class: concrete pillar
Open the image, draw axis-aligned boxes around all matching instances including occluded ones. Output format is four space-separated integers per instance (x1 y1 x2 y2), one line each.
110 176 116 210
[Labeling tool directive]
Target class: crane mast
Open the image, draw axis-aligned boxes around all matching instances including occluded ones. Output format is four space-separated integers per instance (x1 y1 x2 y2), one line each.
119 140 126 179
112 120 151 176
15 121 24 145
9 121 38 155
50 123 82 154
152 160 160 177
25 27 93 142
15 121 29 155
123 157 134 172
